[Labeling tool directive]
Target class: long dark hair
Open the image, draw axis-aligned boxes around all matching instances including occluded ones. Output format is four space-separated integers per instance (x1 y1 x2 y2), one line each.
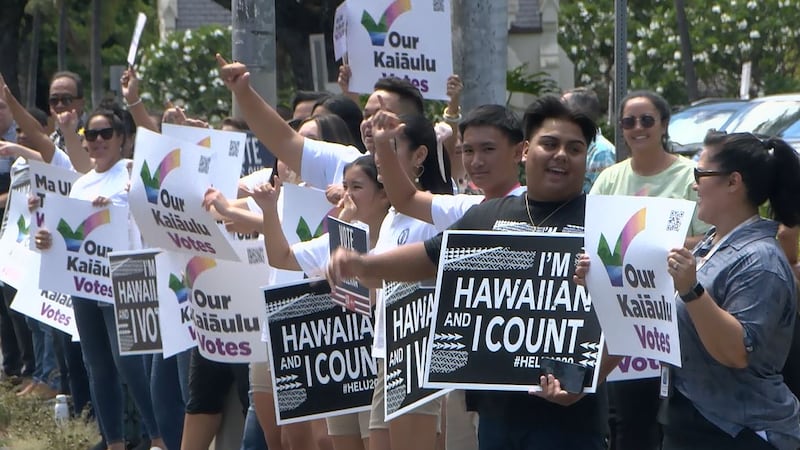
711 133 800 227
399 114 452 195
314 95 366 153
343 154 382 190
300 113 357 147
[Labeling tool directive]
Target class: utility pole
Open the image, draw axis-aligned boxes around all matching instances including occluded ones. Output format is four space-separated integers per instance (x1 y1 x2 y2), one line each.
232 0 277 114
452 0 508 111
613 0 628 161
674 0 698 102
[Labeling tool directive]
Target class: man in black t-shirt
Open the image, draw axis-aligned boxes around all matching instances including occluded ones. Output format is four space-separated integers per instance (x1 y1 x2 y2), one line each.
329 95 621 449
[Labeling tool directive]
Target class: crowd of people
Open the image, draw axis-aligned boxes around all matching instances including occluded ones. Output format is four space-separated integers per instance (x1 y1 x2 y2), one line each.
0 45 799 450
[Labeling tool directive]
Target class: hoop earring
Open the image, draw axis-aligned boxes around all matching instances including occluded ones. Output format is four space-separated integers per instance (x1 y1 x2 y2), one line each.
414 165 425 184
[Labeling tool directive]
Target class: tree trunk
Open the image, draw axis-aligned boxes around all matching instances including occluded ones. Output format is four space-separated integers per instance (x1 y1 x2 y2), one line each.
90 0 103 107
25 11 42 108
0 0 26 99
57 0 68 71
674 0 698 101
452 0 508 111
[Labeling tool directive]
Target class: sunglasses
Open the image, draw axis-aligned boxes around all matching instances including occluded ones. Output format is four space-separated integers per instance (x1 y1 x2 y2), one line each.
48 95 77 107
620 114 657 130
693 167 730 183
84 127 115 142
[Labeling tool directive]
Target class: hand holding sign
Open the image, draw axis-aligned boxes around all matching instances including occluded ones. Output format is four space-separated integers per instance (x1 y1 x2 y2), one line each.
120 68 141 106
216 54 251 95
529 373 586 407
667 247 697 295
573 254 590 286
34 228 52 250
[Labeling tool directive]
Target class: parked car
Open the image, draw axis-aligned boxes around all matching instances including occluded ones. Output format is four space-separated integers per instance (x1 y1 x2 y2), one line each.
777 117 800 153
669 99 747 157
724 94 800 137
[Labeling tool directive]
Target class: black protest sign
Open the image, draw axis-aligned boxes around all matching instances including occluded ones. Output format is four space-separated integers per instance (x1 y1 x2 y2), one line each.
110 249 162 355
265 278 376 425
384 281 447 420
424 231 603 393
327 216 371 315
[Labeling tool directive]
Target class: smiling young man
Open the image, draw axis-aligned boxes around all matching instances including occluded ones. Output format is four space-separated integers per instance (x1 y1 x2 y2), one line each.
328 95 620 449
372 104 527 232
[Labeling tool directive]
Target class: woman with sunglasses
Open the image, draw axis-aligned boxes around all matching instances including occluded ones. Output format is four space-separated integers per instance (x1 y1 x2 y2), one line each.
662 133 800 449
589 90 710 450
35 108 167 450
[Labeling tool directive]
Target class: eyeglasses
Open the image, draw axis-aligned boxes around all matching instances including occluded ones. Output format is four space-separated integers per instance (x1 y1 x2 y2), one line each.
84 127 115 142
48 95 76 107
693 167 730 183
620 114 657 130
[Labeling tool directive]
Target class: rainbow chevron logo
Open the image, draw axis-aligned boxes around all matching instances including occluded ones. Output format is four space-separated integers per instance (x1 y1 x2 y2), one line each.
361 0 411 46
169 273 190 304
185 256 216 289
598 208 646 287
16 215 29 243
140 149 181 204
56 209 111 252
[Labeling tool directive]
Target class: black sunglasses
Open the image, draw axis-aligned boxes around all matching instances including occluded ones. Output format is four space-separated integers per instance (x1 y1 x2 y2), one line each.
84 127 115 142
693 167 730 183
48 95 76 107
620 114 657 130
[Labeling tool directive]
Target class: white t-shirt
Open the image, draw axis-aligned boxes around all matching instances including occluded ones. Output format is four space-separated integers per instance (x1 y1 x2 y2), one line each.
291 234 330 277
372 209 439 359
430 185 527 231
69 158 140 250
300 138 361 189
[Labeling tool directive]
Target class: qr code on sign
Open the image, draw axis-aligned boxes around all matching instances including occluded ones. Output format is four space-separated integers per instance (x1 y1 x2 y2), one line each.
667 210 684 232
433 0 444 12
247 247 266 265
198 155 211 174
229 140 240 157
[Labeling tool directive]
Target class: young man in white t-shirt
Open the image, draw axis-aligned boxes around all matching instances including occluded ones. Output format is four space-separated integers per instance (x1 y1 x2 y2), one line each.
216 54 425 190
373 104 527 232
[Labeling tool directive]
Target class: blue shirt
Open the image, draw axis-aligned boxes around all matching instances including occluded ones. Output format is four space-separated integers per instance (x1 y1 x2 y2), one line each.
583 130 615 193
673 219 800 449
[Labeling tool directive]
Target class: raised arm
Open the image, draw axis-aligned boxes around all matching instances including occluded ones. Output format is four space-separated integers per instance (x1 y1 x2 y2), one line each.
371 97 436 223
328 242 436 285
0 76 55 161
202 187 262 235
250 178 302 271
121 67 159 133
55 111 92 173
217 54 304 175
337 64 361 105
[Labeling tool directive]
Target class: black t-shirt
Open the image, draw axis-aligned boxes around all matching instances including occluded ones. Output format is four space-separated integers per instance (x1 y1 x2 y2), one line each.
423 193 609 436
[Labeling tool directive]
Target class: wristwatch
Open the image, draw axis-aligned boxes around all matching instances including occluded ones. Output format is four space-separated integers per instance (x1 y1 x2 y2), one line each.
680 282 705 303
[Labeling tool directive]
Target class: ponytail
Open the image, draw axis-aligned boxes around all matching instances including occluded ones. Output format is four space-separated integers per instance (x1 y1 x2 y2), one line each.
765 138 800 227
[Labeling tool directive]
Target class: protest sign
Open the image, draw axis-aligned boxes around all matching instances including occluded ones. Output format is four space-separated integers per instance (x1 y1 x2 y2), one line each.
127 12 148 66
185 241 272 363
585 195 695 366
11 282 78 338
424 231 603 393
344 0 453 100
327 216 370 315
161 123 246 199
265 278 376 425
129 128 239 261
38 197 129 303
110 249 162 355
0 175 32 287
241 132 276 178
384 281 446 420
155 250 197 358
279 183 335 245
333 1 349 61
27 160 80 245
607 356 660 382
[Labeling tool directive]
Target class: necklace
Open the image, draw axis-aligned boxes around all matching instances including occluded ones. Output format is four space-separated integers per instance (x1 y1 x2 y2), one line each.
525 196 573 228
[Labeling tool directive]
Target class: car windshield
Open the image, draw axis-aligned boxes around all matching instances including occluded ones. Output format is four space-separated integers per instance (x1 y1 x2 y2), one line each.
780 119 800 140
669 105 741 145
727 100 800 135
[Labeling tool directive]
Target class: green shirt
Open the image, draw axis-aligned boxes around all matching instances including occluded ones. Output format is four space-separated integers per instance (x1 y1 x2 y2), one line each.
590 155 710 237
